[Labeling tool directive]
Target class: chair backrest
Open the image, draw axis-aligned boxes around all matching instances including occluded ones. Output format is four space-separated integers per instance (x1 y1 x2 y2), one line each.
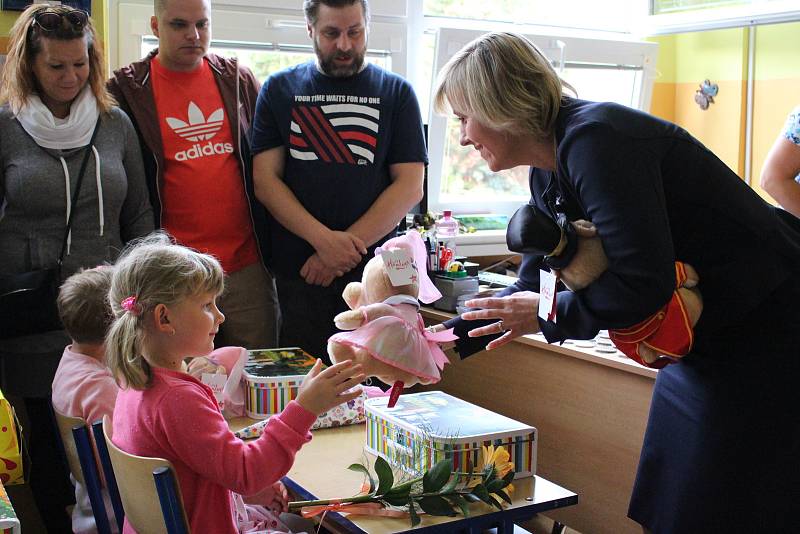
53 409 86 484
101 416 190 534
52 408 113 534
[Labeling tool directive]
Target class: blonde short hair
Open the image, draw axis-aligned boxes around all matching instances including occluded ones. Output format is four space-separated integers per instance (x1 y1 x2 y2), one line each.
0 4 115 114
57 266 114 344
433 31 574 139
106 233 224 390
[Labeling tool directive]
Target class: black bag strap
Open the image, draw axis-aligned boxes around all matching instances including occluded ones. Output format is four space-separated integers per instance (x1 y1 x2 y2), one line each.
57 119 101 266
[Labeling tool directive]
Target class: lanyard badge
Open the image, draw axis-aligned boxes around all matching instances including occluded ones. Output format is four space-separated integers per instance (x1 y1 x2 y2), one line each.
539 269 558 323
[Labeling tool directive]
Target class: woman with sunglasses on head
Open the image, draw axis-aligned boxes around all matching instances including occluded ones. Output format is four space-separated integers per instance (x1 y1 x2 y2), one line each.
0 5 153 531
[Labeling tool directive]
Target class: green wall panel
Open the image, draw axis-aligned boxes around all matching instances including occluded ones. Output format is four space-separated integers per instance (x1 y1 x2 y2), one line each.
673 27 746 83
754 21 800 80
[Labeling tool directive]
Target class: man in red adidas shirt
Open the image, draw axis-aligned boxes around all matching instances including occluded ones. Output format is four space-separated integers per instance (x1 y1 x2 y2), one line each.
108 0 279 349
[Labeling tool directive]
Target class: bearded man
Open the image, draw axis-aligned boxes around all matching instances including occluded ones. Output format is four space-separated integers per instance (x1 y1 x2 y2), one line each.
251 0 427 361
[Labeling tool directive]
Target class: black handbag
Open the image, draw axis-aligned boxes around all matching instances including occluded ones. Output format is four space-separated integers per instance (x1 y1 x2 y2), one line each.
0 121 101 340
505 202 563 255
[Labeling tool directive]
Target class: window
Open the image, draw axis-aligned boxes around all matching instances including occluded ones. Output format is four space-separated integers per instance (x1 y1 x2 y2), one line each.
652 0 787 16
426 27 657 216
646 0 800 32
423 0 643 34
114 3 405 77
140 38 391 83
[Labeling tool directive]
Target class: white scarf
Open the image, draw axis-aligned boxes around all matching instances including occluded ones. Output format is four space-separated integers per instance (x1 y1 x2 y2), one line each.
15 86 104 254
15 85 99 149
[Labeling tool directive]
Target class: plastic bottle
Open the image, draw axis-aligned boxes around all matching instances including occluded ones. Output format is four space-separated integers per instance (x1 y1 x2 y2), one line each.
434 210 459 270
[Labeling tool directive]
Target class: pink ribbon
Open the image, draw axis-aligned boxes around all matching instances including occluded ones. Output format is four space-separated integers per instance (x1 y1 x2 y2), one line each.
423 327 458 371
300 502 408 519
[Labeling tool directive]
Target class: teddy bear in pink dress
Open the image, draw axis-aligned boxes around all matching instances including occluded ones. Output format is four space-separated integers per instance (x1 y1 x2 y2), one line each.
327 232 457 401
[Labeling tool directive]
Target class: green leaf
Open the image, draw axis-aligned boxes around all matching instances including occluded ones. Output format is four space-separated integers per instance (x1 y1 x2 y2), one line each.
408 499 421 527
383 484 410 497
347 463 375 494
417 495 457 517
494 488 513 506
374 456 395 495
471 483 491 503
423 459 452 493
440 473 460 495
445 495 471 518
487 494 503 510
486 478 507 494
501 469 515 487
382 490 411 507
463 492 482 503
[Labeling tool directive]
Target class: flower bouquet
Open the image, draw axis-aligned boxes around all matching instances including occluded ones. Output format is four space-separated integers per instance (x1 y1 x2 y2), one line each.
289 445 516 527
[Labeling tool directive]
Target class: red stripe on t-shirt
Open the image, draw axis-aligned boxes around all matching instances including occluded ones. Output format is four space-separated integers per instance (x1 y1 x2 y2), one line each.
339 130 377 148
291 108 332 163
289 134 308 148
310 106 356 164
298 106 344 164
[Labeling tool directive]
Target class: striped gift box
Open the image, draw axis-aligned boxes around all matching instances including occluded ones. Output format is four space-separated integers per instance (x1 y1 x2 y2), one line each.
243 347 317 420
364 391 536 479
245 378 304 419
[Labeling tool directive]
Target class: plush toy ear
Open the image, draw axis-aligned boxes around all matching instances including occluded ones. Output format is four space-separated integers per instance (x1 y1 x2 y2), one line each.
342 282 364 310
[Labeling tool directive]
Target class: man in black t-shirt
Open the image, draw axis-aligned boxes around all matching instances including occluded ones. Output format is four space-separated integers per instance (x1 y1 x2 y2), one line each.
251 0 427 361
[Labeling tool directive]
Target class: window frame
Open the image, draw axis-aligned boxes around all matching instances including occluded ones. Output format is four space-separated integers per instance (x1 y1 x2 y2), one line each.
645 0 800 33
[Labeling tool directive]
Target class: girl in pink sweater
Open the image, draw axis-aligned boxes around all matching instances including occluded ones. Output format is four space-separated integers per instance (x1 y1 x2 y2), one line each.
106 234 364 534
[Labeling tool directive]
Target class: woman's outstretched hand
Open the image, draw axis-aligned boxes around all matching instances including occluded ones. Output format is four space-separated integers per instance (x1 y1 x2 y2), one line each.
460 291 542 350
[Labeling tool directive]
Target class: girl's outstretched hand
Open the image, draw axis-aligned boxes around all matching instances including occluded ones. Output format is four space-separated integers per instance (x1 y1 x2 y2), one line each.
296 359 364 415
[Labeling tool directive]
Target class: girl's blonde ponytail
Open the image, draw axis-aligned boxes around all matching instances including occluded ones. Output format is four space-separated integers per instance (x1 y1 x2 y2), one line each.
106 312 150 389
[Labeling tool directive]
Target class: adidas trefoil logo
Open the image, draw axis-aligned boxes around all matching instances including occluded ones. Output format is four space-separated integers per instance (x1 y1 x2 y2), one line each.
166 102 233 161
166 102 224 141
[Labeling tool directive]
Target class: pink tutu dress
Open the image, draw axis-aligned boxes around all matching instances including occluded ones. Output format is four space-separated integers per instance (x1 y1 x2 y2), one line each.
329 295 456 383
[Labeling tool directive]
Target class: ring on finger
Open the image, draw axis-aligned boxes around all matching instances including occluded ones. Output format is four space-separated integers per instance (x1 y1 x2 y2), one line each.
498 319 505 332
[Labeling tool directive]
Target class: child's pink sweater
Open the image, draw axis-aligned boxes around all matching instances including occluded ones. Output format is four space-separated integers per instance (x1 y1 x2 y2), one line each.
113 367 316 534
52 345 119 534
52 345 119 426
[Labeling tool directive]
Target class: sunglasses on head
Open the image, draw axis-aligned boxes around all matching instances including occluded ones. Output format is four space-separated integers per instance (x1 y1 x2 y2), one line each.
33 9 89 32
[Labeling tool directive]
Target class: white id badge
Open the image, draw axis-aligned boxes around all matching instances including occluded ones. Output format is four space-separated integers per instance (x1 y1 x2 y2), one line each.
539 269 557 323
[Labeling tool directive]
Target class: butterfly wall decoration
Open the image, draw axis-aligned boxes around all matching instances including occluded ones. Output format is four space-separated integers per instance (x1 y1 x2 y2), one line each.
694 79 719 110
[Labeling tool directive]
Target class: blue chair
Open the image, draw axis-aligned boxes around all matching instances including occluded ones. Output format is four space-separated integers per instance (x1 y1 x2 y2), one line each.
98 416 190 534
91 419 125 532
52 408 113 534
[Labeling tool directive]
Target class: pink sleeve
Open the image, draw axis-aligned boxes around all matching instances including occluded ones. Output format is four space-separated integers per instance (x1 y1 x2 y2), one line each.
154 385 316 496
79 370 120 428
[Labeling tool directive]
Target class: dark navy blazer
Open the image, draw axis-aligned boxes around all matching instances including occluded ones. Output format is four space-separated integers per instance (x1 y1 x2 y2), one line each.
449 98 800 357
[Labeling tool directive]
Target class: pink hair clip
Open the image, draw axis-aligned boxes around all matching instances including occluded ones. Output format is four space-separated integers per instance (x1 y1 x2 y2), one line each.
121 296 141 316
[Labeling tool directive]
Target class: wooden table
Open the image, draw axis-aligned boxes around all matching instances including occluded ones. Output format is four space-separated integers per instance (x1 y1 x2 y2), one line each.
229 419 577 533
